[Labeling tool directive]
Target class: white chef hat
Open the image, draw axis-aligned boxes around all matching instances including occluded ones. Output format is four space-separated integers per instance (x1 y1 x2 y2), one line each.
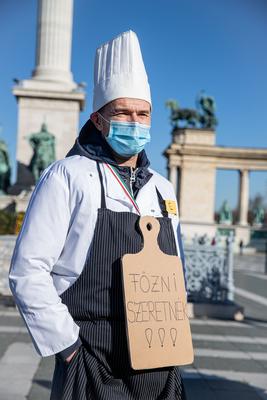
93 30 151 112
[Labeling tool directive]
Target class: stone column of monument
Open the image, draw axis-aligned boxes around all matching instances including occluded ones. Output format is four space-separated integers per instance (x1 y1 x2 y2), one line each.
33 0 74 84
12 0 85 193
238 169 249 225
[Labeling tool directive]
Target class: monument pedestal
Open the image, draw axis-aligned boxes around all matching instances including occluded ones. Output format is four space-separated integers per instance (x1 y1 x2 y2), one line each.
168 128 217 226
12 0 85 191
13 84 85 189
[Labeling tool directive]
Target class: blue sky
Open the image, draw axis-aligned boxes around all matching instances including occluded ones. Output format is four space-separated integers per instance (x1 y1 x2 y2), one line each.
0 0 266 210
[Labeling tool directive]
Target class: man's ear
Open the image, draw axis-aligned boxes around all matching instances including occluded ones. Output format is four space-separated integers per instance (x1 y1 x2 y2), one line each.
90 112 102 131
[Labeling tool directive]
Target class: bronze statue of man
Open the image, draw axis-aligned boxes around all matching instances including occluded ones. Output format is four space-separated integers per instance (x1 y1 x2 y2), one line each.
198 91 218 129
0 139 11 194
27 123 56 182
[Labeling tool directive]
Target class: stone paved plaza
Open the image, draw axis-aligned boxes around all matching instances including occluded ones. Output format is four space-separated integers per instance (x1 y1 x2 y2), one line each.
0 236 16 296
0 249 266 399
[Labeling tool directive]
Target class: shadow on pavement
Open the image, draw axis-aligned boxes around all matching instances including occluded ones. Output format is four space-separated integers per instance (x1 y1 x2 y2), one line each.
33 378 52 390
244 316 267 324
183 371 266 400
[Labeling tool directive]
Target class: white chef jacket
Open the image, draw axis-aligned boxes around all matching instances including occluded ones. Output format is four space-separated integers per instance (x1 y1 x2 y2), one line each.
9 155 184 357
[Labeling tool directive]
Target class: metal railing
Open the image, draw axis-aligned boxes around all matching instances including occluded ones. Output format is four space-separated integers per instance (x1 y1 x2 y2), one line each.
183 234 234 304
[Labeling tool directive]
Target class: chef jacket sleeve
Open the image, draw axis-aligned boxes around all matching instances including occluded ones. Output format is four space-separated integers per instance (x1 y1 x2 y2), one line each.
9 164 81 357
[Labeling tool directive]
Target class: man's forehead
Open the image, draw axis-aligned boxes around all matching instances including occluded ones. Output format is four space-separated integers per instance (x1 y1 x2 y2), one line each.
108 98 151 111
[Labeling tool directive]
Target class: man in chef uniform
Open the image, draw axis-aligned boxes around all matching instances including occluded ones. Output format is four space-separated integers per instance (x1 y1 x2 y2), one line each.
9 30 187 399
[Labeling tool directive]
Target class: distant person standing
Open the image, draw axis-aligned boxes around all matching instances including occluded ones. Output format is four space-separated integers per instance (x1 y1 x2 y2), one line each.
239 239 244 255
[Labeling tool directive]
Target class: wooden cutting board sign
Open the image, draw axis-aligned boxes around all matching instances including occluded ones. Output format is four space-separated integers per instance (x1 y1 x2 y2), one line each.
121 216 194 370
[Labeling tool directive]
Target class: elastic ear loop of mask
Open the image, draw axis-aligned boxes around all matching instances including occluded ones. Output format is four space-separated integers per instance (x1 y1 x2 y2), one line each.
97 112 110 126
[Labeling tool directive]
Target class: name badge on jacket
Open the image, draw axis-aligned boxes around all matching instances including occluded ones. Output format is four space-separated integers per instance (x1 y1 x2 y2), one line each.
164 200 177 216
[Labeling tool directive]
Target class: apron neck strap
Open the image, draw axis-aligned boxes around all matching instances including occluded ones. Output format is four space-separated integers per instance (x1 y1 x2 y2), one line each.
155 187 169 217
96 162 107 209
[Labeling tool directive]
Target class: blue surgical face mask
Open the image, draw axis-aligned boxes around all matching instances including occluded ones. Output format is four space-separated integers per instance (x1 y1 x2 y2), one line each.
98 113 151 158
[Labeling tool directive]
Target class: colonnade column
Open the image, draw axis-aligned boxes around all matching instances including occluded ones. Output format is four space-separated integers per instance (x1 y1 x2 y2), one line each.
238 169 249 225
169 164 178 197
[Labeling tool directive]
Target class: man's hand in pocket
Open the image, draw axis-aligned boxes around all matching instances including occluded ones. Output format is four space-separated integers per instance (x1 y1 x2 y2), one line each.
65 349 78 364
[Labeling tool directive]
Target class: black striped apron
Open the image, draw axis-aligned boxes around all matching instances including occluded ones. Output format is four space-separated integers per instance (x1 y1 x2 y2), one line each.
50 163 186 400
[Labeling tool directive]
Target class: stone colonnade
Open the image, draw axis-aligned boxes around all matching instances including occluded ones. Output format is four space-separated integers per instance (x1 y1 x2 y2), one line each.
165 128 267 229
169 165 251 225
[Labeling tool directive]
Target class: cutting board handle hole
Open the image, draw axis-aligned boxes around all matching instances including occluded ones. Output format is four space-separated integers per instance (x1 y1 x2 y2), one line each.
146 223 152 231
